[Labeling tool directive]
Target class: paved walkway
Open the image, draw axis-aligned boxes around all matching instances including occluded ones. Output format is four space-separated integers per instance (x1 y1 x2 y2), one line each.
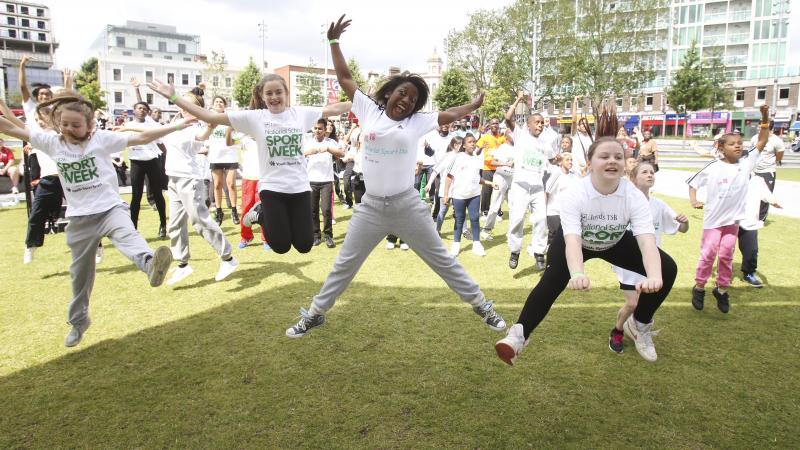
653 169 799 219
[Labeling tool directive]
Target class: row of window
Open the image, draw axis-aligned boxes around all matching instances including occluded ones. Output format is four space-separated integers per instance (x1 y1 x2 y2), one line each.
4 16 45 28
112 68 232 88
119 50 192 61
735 87 791 101
1 27 47 41
114 36 189 54
4 4 45 17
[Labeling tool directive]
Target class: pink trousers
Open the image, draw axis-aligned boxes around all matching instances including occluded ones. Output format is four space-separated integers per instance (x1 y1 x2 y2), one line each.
695 224 739 288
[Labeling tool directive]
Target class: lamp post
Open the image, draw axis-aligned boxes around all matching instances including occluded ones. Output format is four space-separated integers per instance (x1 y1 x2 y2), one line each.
258 21 267 72
771 0 789 116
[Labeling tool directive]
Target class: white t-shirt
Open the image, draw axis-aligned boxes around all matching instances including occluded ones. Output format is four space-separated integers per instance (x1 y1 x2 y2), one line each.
751 134 784 174
23 98 43 133
424 131 453 165
560 176 654 251
687 149 759 229
512 126 552 187
544 166 580 216
162 124 205 179
240 136 260 180
739 175 777 231
571 133 592 175
352 90 438 197
493 143 515 177
417 136 437 167
228 107 322 194
613 196 680 284
28 129 129 217
433 151 458 197
540 126 560 154
305 136 338 183
31 148 59 177
448 151 482 199
127 120 162 161
207 125 239 164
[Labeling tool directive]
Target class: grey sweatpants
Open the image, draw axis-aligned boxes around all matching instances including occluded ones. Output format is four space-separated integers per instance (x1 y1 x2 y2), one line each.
65 203 153 326
310 188 486 314
167 176 232 264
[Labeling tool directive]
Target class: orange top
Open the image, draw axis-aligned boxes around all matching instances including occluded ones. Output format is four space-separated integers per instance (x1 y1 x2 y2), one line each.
476 133 506 171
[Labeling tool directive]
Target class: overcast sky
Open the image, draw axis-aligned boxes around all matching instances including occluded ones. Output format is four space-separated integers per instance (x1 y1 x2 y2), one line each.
44 0 800 74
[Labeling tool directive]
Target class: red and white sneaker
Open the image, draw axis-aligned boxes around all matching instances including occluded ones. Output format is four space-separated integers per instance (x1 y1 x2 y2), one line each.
495 323 529 366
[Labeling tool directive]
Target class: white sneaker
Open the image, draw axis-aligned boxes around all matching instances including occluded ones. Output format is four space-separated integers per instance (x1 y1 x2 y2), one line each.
472 241 486 256
95 246 103 264
623 315 659 362
479 231 493 241
215 257 239 281
400 243 409 251
386 242 396 250
167 265 194 286
495 323 529 366
497 214 503 222
449 241 461 256
332 218 337 224
11 186 19 195
23 247 34 264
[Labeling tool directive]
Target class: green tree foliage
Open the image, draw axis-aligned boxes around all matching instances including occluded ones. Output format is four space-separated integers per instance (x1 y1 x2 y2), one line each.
296 60 323 107
74 57 106 110
339 58 365 102
204 50 228 100
703 51 733 126
481 86 512 123
666 41 709 113
232 57 261 108
434 68 471 110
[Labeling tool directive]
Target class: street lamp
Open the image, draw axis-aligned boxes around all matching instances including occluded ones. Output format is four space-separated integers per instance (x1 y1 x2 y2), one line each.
771 0 789 116
258 21 267 72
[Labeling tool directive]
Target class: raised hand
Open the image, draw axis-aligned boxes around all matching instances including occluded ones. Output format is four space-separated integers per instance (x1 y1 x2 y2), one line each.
147 79 175 99
130 77 140 88
20 55 32 67
327 14 351 40
473 93 485 109
517 90 526 101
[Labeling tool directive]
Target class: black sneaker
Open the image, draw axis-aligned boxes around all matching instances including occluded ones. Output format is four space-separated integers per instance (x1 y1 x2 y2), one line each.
325 236 336 248
535 254 546 271
608 328 624 354
285 308 325 338
509 252 520 269
712 287 730 313
691 287 705 311
742 273 763 288
158 225 167 239
215 208 224 225
231 207 240 225
313 237 322 246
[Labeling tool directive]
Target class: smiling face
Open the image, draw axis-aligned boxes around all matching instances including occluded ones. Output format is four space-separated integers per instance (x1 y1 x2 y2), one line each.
59 109 92 143
37 88 53 103
588 140 625 184
560 152 573 172
385 82 418 121
632 162 655 190
212 97 226 113
462 135 476 154
489 119 500 135
718 135 744 163
261 80 289 114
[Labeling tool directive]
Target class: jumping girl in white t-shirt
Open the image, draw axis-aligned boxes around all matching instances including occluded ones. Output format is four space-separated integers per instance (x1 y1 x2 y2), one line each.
148 76 350 255
0 91 185 347
495 137 678 365
285 15 506 338
608 162 688 355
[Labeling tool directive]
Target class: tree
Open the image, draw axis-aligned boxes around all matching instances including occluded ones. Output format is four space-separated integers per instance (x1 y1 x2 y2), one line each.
666 41 709 114
339 58 366 102
481 85 512 122
703 51 733 135
74 57 106 110
232 57 261 108
434 68 471 110
204 50 228 99
296 59 323 107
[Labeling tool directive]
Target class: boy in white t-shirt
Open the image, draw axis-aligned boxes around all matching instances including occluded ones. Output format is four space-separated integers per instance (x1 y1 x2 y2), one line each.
0 92 185 347
305 118 345 248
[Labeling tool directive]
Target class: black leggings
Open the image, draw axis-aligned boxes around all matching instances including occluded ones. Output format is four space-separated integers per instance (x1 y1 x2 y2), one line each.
259 189 313 254
130 158 166 228
517 228 677 339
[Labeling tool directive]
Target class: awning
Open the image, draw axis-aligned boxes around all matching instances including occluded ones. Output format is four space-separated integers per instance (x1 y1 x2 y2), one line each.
790 122 800 131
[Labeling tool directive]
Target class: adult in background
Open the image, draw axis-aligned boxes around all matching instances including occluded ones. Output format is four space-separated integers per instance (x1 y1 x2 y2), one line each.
750 121 784 221
341 119 362 209
420 122 453 220
475 118 505 217
637 129 658 170
0 139 20 195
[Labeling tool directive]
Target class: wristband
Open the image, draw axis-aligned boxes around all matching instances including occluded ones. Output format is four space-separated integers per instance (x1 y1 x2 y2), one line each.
169 93 178 102
174 123 184 131
329 39 339 45
570 272 585 279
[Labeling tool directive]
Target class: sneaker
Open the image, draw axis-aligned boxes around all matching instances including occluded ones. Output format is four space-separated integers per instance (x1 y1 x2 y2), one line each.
65 317 91 348
449 241 461 257
147 246 173 287
473 301 506 331
463 228 473 241
332 218 337 225
325 236 336 248
231 207 240 225
712 287 730 313
495 323 529 366
742 273 763 288
238 238 252 249
472 241 486 256
313 237 322 247
95 245 103 264
215 208 224 225
386 242 396 250
509 252 520 269
11 186 19 195
263 243 271 251
535 254 546 271
608 328 624 354
215 257 239 281
623 315 658 362
285 307 325 338
158 225 167 239
167 265 194 286
480 230 493 241
242 203 261 227
691 287 705 311
344 204 352 210
400 242 409 251
23 247 34 264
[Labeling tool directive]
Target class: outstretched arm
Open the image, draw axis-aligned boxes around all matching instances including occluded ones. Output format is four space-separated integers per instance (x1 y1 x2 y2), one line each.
19 55 31 102
147 80 231 126
127 119 197 146
131 78 143 103
0 98 25 128
439 93 484 126
504 91 525 131
328 15 356 101
0 116 31 142
322 101 352 118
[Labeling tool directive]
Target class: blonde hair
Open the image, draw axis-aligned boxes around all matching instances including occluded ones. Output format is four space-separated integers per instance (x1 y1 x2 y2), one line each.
36 90 94 141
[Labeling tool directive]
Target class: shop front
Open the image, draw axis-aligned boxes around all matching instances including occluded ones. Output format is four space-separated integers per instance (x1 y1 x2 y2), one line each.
687 112 731 137
639 114 686 136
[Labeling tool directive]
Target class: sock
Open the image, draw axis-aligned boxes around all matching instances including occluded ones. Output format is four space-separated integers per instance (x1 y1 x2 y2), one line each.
178 263 188 268
223 256 233 262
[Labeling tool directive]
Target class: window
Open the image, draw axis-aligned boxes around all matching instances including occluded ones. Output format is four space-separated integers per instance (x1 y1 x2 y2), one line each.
144 53 152 58
122 51 132 56
630 96 639 107
779 87 790 100
7 29 15 38
6 5 14 13
181 74 189 85
615 97 623 107
146 93 154 104
114 91 123 103
178 43 186 53
735 90 745 101
225 78 232 88
645 95 654 106
158 41 166 52
212 76 219 87
113 68 122 81
756 88 767 100
37 21 44 29
183 57 191 62
145 70 153 82
7 17 15 25
163 55 172 60
20 6 28 14
37 32 44 41
116 36 125 47
138 39 146 49
21 31 29 39
36 8 44 17
167 73 175 84
21 18 29 27
564 101 572 110
195 75 202 85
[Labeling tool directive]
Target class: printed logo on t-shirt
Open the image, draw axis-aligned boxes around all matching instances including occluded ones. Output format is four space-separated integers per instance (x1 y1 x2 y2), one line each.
211 127 227 139
263 126 304 166
581 212 627 249
521 146 545 171
57 156 101 192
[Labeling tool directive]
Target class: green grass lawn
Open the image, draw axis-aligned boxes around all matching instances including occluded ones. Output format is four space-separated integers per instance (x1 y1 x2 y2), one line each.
1 194 798 448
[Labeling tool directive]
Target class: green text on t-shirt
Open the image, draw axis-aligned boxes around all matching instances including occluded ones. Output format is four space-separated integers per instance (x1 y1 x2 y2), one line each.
266 131 303 158
57 157 99 184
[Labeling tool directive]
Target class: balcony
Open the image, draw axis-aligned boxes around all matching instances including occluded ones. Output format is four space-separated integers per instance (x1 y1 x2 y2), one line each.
728 32 749 44
704 9 751 24
729 9 751 22
703 35 725 46
704 11 727 24
723 55 748 65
